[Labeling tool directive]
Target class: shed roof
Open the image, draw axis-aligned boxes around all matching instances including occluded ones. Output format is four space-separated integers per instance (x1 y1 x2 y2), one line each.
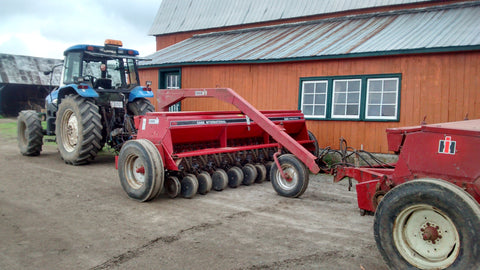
0 54 62 86
142 2 480 67
149 0 432 35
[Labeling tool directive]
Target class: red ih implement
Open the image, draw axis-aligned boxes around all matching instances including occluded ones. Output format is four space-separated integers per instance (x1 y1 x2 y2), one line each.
334 120 480 269
116 88 320 201
115 87 480 269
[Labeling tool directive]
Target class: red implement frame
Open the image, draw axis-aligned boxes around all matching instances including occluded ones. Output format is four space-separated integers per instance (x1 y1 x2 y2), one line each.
334 119 480 213
156 88 320 174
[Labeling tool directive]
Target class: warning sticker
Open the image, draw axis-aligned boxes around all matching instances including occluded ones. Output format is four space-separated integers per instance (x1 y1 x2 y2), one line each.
438 136 456 155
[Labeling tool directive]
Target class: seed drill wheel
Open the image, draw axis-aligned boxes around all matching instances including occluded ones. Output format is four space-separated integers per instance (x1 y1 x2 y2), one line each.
254 164 267 183
227 166 244 188
181 174 199 199
165 176 181 198
242 164 257 186
197 172 213 195
307 130 319 157
118 139 164 202
56 95 102 165
212 169 228 191
17 110 43 156
374 179 480 269
270 154 309 198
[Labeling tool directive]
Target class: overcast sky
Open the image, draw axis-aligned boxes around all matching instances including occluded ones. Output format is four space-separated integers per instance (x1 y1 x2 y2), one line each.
0 0 161 59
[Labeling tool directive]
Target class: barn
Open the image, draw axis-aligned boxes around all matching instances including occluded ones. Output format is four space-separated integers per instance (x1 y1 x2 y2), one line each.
139 0 480 153
0 54 61 117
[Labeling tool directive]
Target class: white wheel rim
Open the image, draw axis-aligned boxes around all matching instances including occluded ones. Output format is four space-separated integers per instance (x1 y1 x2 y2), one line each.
275 164 298 191
124 155 146 189
61 110 78 152
393 204 460 269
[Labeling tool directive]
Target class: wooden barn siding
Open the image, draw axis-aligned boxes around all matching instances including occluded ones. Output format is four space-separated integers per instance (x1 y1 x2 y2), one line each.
137 68 159 108
139 51 480 153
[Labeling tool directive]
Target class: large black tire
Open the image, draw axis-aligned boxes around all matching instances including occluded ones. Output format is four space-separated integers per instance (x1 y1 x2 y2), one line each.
270 154 309 198
17 110 43 156
55 95 103 165
127 98 154 116
118 139 164 202
374 179 480 270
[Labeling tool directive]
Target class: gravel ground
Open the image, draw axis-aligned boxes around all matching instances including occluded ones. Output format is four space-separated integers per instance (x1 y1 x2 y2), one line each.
0 123 387 270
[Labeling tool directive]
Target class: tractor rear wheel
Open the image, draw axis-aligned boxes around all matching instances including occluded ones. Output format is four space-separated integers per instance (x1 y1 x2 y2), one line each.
118 139 164 202
374 179 480 270
127 98 154 116
17 110 43 156
270 154 309 198
56 95 103 165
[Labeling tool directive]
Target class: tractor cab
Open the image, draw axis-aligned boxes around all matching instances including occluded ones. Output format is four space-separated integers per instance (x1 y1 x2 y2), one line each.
61 39 140 91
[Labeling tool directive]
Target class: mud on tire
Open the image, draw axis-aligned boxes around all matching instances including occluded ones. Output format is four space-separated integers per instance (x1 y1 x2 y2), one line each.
17 110 43 156
56 95 103 165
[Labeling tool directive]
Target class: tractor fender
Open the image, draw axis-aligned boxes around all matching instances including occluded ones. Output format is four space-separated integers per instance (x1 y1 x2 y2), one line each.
48 84 99 107
61 84 99 99
129 86 154 102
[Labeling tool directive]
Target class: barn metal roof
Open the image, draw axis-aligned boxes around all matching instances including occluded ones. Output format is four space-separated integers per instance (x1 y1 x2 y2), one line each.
0 54 62 85
149 0 433 35
142 2 480 67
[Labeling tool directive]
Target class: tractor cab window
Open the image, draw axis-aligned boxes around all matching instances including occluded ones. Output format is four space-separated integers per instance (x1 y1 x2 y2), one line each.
63 52 82 85
65 53 140 89
126 58 138 86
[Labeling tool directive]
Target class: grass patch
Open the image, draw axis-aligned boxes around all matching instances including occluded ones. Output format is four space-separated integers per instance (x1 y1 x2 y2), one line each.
1 119 116 154
0 122 17 140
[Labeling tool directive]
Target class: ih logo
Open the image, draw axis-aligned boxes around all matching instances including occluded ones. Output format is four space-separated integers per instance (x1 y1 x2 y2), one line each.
438 136 456 155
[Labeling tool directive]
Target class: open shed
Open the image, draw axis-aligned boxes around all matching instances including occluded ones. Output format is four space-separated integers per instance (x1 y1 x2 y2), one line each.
0 54 61 117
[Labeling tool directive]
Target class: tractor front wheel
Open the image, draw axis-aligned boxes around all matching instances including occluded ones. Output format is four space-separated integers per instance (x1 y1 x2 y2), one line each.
374 178 480 269
55 95 103 165
17 110 43 156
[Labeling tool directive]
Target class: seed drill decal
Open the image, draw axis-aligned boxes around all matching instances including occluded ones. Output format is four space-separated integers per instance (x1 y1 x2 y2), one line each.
438 136 456 155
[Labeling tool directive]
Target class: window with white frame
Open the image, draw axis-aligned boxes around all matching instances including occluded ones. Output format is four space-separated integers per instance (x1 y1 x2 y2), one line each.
366 78 399 120
301 80 328 118
299 74 401 121
332 79 361 119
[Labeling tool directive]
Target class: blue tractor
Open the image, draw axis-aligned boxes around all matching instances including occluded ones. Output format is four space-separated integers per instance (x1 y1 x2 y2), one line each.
17 39 154 165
